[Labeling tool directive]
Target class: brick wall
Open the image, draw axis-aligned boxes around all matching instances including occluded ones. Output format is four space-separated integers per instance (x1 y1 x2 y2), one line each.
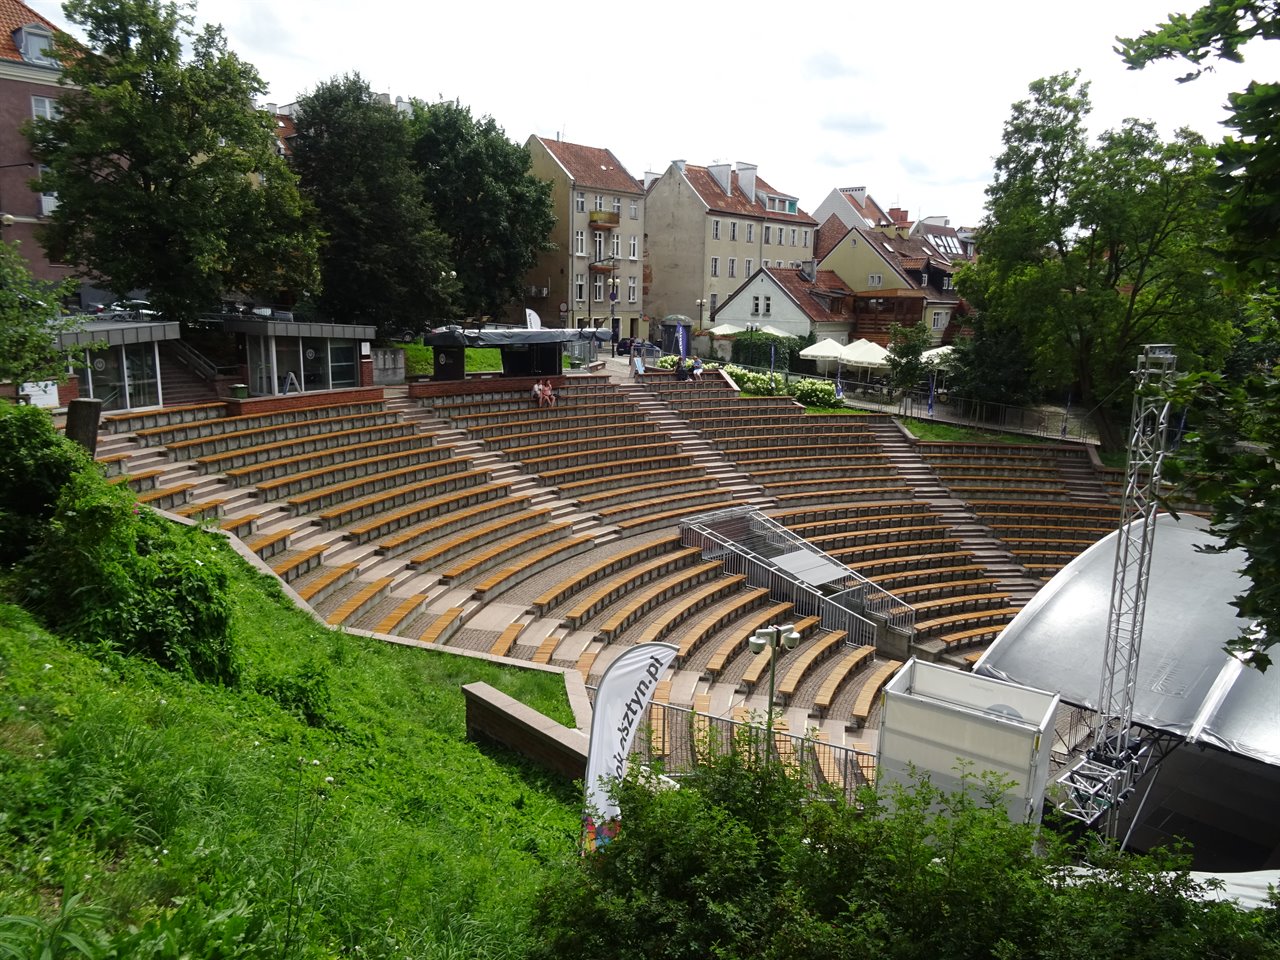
462 682 588 782
57 376 80 406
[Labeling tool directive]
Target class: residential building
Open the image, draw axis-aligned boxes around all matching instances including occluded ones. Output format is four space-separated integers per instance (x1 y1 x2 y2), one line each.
710 262 855 357
810 185 895 231
522 135 645 339
643 160 816 339
818 225 961 346
0 0 71 285
912 215 973 264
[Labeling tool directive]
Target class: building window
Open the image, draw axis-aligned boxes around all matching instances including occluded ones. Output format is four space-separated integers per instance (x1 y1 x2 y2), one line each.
574 230 585 255
594 194 605 211
942 275 953 290
790 228 798 246
594 231 605 260
38 165 58 216
709 293 718 312
628 276 637 303
751 295 760 316
728 258 736 278
710 257 719 277
868 273 883 287
18 26 54 64
932 310 946 330
593 275 604 301
574 274 585 301
629 234 638 259
764 225 772 244
730 221 738 241
712 219 720 240
802 229 810 247
629 199 638 219
763 296 771 316
611 234 621 258
575 191 585 213
745 259 753 275
746 223 755 243
612 195 621 214
32 96 59 120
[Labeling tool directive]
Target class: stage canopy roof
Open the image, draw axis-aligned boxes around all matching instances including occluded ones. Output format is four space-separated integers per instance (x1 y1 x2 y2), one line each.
975 513 1279 767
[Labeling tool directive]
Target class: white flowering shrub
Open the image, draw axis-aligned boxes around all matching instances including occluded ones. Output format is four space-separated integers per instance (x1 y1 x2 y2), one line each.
793 378 838 407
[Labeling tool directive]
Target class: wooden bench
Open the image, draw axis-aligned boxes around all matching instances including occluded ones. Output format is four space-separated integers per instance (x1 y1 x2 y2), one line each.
531 534 682 615
311 468 495 526
631 576 759 647
557 464 706 498
194 422 417 474
337 481 517 543
296 562 360 605
560 547 702 627
891 578 1002 604
807 523 950 552
777 630 845 699
225 434 443 488
379 498 539 558
812 644 876 713
911 592 1013 619
613 494 736 534
102 401 227 435
914 607 1024 641
325 576 395 626
438 523 571 584
164 411 398 460
419 606 466 645
253 444 460 501
844 549 978 577
829 536 964 565
851 659 905 727
490 621 526 657
673 587 771 663
597 568 742 643
374 593 429 636
134 400 384 447
941 624 1008 649
868 564 989 591
270 544 328 584
511 438 684 472
575 476 716 511
739 616 821 687
471 536 594 602
283 459 473 515
598 488 732 525
405 506 554 572
704 602 794 674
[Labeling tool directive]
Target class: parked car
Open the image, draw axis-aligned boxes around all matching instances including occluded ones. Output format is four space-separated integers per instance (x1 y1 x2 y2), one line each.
104 299 161 320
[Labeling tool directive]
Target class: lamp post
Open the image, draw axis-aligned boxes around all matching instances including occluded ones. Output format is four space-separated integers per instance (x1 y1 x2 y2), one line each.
607 276 620 329
695 297 707 330
747 623 802 755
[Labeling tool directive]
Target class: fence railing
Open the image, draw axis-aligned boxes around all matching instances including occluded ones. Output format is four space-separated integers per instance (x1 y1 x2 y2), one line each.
634 701 878 802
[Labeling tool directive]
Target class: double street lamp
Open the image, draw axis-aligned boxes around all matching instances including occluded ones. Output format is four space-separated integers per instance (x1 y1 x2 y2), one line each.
695 297 708 330
747 623 802 750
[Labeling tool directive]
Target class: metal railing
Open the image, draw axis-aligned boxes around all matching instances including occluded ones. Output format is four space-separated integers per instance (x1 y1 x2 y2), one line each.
680 506 914 644
165 339 238 380
635 701 878 802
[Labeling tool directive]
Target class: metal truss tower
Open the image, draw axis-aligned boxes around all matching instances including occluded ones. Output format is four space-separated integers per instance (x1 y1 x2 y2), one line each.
1055 344 1178 837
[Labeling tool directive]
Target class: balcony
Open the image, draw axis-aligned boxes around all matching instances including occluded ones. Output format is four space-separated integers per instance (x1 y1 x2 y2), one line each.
588 210 620 229
589 258 618 273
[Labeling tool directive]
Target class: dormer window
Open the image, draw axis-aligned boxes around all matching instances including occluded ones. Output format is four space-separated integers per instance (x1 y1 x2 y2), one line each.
14 24 56 65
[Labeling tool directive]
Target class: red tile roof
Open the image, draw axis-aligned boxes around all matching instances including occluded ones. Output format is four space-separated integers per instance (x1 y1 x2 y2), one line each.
681 164 817 225
814 214 848 260
840 188 892 227
0 0 58 63
852 227 960 302
536 136 641 195
768 266 854 323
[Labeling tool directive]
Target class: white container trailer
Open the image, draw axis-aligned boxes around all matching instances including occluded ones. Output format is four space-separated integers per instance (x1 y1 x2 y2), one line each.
878 658 1059 823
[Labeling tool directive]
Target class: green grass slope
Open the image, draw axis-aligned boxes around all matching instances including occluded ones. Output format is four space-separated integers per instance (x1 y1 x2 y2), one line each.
0 551 579 959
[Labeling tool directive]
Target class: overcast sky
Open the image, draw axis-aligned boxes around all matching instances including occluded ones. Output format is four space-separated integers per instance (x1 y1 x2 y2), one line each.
28 0 1280 227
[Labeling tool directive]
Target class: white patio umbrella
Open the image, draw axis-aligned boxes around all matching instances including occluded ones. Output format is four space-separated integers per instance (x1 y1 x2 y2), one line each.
922 344 955 365
757 324 793 337
840 338 890 368
799 338 848 361
707 322 745 336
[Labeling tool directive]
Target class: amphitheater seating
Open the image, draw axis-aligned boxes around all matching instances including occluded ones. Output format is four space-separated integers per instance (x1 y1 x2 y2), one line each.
851 659 905 727
812 644 877 713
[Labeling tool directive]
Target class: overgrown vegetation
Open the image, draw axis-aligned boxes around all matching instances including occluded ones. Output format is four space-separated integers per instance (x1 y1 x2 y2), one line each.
400 344 505 377
531 746 1280 959
899 416 1053 445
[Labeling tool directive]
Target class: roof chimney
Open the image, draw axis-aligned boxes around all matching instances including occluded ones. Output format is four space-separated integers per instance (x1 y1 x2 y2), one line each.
262 102 277 114
673 159 686 173
737 162 757 204
644 170 661 190
708 163 732 195
842 186 867 204
799 259 816 282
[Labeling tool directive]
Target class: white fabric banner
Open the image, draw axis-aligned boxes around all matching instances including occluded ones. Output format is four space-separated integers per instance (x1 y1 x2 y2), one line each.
582 642 678 849
525 308 541 330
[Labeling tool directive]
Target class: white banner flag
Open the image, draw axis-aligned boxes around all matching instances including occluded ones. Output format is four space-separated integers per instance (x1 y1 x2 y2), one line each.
582 642 678 850
525 308 541 330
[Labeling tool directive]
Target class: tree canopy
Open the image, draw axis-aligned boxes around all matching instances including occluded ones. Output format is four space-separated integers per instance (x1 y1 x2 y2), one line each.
27 0 320 320
406 100 554 319
885 320 931 394
531 748 1280 959
957 73 1240 449
289 75 457 334
0 240 80 387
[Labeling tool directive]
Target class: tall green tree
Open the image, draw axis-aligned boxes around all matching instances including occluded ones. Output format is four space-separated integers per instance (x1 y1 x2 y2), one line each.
885 321 931 394
27 0 320 320
290 75 457 333
960 73 1239 450
1121 6 1280 669
406 100 554 319
0 240 80 386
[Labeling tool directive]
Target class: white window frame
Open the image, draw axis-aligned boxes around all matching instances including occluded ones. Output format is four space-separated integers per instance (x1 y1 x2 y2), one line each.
746 223 755 243
745 259 753 275
594 231 605 260
629 199 638 219
38 164 58 216
763 296 771 316
790 228 798 246
751 295 760 316
574 230 586 256
575 191 586 213
710 256 719 278
730 221 738 241
728 258 736 278
574 274 585 302
627 276 637 303
19 27 54 65
612 195 621 214
611 234 621 258
594 194 605 211
763 225 771 245
802 229 810 248
712 219 721 240
31 96 59 120
931 310 946 330
868 273 883 287
593 274 604 301
629 235 638 259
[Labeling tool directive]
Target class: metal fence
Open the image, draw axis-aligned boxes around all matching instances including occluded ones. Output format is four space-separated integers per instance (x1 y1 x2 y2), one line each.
635 700 878 802
680 506 913 644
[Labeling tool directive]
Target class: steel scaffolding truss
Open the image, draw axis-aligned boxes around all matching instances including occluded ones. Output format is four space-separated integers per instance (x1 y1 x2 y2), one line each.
1055 344 1178 835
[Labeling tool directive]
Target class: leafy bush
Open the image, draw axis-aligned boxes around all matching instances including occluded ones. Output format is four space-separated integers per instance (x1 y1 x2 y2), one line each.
0 404 93 566
655 354 677 369
792 378 838 407
724 366 787 396
729 330 806 370
20 469 238 684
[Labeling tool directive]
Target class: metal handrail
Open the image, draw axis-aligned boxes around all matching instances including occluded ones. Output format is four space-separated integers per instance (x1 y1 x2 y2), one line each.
166 339 237 380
